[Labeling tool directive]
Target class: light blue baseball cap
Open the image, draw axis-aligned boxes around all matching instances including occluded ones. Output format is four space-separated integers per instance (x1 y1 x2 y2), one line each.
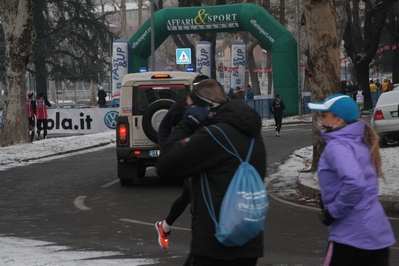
308 94 359 123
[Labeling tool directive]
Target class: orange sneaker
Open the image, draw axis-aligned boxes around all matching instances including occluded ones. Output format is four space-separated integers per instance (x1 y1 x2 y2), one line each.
155 221 170 249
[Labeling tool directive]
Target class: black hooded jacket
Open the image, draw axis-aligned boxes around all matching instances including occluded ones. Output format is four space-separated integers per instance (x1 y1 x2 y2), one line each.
156 100 266 259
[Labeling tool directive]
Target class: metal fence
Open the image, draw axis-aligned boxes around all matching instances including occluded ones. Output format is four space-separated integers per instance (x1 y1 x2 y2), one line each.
242 97 312 119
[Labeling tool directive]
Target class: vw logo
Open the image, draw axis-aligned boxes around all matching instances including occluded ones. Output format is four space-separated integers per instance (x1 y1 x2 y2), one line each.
104 111 118 129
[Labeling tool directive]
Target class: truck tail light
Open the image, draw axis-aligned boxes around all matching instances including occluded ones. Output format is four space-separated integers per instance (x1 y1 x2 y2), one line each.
374 110 384 120
119 124 127 144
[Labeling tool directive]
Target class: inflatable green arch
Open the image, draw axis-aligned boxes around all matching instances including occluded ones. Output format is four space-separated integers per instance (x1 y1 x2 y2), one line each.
128 3 298 115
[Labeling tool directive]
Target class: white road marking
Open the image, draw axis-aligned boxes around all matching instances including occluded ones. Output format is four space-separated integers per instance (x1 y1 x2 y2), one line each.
120 219 191 231
73 196 91 211
101 179 119 188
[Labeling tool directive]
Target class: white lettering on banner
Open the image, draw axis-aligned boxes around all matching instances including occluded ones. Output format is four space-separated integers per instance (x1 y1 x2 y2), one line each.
167 9 239 31
168 23 239 31
250 19 275 43
132 28 151 49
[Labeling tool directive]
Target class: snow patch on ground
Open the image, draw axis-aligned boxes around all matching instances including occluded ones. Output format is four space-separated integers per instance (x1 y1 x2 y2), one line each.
0 235 157 265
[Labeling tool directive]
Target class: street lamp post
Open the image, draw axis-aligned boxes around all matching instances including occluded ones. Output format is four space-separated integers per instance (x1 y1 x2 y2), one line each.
150 0 155 71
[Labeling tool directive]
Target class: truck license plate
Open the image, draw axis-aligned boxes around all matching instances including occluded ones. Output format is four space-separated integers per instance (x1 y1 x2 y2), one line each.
149 150 160 157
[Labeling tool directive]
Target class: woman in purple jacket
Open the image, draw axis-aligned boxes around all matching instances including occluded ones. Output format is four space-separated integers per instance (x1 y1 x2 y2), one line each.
308 94 395 266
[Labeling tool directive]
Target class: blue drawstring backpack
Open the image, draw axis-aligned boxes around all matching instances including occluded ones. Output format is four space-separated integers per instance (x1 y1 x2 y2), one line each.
201 125 268 247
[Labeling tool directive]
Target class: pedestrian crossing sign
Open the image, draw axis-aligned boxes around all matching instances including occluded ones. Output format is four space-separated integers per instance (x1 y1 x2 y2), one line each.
176 48 191 65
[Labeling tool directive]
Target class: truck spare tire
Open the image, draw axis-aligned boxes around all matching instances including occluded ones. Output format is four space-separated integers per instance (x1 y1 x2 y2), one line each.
142 99 175 144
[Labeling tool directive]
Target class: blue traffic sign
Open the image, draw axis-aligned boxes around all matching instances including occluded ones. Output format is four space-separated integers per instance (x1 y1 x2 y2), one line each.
176 48 191 65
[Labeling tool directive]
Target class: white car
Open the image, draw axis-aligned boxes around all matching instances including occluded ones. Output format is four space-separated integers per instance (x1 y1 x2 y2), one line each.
371 90 399 145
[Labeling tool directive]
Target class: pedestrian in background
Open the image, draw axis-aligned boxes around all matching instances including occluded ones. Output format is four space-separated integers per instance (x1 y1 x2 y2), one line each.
375 79 381 91
369 80 378 92
387 80 393 91
235 86 245 100
381 79 388 92
97 87 107 107
156 79 266 265
26 91 36 142
155 74 209 249
351 81 359 101
226 88 237 100
270 94 286 137
36 92 52 140
308 94 395 266
355 85 364 117
340 80 348 95
246 85 254 99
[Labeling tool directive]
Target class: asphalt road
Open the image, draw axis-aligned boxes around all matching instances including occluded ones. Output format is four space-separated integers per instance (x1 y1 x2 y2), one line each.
0 121 398 265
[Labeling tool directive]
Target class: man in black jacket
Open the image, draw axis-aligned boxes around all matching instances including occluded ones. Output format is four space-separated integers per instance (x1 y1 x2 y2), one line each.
155 74 209 249
26 91 37 142
97 87 107 106
156 79 266 266
270 94 286 137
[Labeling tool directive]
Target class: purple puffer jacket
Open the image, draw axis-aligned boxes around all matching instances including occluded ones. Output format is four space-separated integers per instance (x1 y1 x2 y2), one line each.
318 121 396 250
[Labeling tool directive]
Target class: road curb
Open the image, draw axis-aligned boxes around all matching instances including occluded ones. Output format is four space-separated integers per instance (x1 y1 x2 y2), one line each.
22 141 114 162
296 172 399 216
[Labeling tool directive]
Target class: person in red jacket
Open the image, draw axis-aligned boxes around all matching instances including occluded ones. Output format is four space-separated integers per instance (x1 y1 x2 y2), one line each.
26 91 36 142
36 92 52 139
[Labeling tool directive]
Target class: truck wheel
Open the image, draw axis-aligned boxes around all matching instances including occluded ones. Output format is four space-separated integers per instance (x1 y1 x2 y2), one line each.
137 162 146 178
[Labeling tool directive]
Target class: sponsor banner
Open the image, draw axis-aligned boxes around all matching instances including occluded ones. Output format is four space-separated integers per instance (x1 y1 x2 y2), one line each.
166 9 239 32
0 108 119 135
196 41 212 77
112 40 129 106
230 42 246 89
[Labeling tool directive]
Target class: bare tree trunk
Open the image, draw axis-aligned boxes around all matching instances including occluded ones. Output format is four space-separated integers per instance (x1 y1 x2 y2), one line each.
267 52 273 94
344 0 389 110
0 82 4 108
386 3 399 84
260 0 274 95
301 0 341 170
120 0 127 39
90 81 97 106
138 0 143 26
32 0 48 98
248 48 260 95
49 78 56 103
0 0 36 146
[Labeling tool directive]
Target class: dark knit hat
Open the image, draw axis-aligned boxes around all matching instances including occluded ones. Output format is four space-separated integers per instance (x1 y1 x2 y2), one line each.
189 79 228 109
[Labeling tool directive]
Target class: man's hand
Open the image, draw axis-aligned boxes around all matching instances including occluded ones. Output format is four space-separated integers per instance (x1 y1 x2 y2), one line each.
184 105 210 129
318 209 335 226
